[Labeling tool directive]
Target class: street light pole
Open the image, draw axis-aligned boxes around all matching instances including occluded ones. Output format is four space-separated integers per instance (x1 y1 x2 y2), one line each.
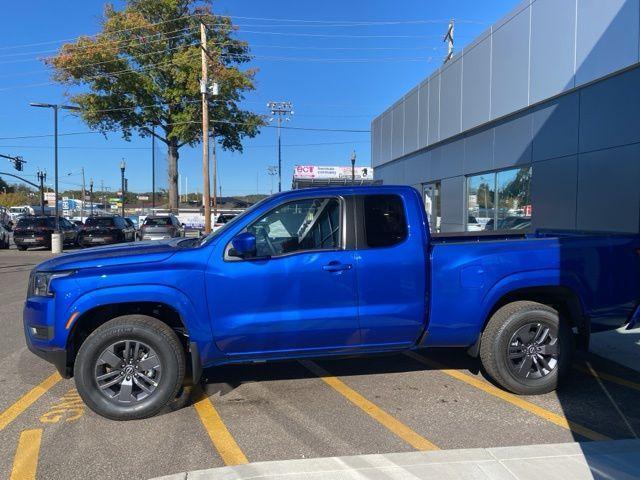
350 150 356 185
120 159 126 217
30 102 80 234
89 178 94 216
267 101 293 193
37 170 46 215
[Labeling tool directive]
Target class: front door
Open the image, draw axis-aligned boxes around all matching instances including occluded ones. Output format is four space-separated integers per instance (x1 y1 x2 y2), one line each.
208 196 361 356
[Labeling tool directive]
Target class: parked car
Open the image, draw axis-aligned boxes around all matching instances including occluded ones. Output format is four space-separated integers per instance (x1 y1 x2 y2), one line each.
13 216 79 250
23 186 640 420
213 213 238 231
0 222 10 249
139 214 184 240
78 215 136 247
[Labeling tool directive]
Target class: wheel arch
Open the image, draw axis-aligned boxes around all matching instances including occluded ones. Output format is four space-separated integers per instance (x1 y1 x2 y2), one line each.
63 287 208 383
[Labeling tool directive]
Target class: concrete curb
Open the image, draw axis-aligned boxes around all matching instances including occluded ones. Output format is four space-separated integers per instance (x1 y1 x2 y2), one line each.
152 439 640 480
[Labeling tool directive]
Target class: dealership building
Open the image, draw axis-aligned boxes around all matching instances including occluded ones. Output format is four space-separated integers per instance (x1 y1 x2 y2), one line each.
371 0 640 234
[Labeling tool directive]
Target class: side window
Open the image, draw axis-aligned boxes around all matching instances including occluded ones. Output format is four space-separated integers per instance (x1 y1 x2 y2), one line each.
115 218 125 228
247 197 341 257
363 195 407 248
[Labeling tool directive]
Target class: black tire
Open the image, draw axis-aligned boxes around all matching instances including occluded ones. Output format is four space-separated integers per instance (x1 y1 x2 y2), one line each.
74 315 185 420
17 245 28 251
479 301 573 395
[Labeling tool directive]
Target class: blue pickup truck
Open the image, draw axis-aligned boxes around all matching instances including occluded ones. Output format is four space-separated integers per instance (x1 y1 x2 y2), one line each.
24 186 640 420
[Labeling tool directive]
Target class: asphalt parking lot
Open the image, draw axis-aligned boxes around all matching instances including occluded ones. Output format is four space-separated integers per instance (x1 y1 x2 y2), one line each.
1 247 639 480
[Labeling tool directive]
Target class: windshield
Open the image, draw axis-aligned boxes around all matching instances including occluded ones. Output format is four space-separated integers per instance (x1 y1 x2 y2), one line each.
85 217 115 227
143 217 172 226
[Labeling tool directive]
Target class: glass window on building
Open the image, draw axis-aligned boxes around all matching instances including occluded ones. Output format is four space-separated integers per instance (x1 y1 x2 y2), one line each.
466 172 495 231
423 181 441 233
466 166 531 232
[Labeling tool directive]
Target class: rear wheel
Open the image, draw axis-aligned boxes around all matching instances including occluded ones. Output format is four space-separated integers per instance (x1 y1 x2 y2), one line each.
74 315 185 420
17 245 28 251
479 301 573 395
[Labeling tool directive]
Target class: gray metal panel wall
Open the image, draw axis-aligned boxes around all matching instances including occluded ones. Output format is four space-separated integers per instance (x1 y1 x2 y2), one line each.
391 102 404 159
529 0 576 103
491 4 531 119
493 112 532 169
532 93 579 162
464 128 494 174
576 143 640 233
579 66 640 153
440 176 465 231
575 0 640 87
403 88 419 154
427 74 440 145
373 0 640 167
371 117 381 167
439 57 463 140
461 32 492 131
531 156 578 230
380 111 392 165
417 81 429 149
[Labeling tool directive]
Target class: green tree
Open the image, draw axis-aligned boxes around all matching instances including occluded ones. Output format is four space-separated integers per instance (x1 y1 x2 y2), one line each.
46 0 263 212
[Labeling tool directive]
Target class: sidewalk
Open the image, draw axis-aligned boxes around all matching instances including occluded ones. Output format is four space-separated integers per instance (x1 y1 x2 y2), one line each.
154 439 640 480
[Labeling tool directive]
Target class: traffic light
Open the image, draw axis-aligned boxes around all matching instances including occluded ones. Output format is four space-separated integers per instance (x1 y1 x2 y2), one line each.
14 157 24 171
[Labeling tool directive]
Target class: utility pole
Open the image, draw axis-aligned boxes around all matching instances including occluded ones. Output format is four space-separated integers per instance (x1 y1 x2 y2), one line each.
37 170 46 215
100 179 105 212
151 125 156 210
267 101 293 192
443 19 454 64
200 21 212 233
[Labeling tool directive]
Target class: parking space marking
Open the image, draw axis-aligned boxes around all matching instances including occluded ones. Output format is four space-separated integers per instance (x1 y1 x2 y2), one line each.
574 364 640 393
9 428 42 480
404 352 610 442
300 360 440 451
193 392 249 466
0 372 61 431
39 388 85 424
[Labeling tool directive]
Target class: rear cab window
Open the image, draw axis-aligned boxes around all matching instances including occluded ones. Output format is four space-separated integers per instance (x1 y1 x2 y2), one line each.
362 195 408 248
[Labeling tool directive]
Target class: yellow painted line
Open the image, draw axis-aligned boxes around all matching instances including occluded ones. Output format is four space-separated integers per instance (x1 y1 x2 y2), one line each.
193 392 249 466
300 360 439 451
404 351 610 441
574 364 640 393
0 372 61 431
10 429 43 480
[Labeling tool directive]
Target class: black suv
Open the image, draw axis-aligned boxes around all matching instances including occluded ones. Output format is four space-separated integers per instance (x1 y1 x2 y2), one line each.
78 215 136 247
13 216 79 250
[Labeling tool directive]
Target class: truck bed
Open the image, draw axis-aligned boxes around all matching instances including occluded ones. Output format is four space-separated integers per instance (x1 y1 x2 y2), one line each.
425 231 640 347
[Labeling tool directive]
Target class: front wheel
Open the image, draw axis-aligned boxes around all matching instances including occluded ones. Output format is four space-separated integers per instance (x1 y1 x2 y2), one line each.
479 301 573 395
17 245 28 251
74 315 185 420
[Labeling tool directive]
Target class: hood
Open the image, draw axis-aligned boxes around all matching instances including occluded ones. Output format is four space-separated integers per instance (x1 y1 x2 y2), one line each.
35 239 182 272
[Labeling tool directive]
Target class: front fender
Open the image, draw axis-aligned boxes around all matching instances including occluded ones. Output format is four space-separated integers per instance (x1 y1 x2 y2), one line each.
64 284 216 365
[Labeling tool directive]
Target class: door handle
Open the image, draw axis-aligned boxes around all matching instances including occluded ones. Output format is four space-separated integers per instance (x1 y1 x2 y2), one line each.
322 262 352 272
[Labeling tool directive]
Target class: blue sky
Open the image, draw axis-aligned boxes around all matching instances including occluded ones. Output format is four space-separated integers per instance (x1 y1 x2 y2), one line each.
0 0 515 197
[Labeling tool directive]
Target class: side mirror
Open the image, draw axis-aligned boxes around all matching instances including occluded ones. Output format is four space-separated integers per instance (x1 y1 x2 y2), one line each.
230 231 256 258
181 223 186 227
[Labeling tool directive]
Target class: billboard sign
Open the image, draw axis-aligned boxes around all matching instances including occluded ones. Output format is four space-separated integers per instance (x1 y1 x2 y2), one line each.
293 165 374 180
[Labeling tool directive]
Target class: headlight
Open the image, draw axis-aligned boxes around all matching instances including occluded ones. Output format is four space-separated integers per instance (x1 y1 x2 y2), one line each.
29 271 75 297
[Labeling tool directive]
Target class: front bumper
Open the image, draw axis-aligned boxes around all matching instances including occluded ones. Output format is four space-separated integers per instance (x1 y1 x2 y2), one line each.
23 296 72 378
25 333 70 377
